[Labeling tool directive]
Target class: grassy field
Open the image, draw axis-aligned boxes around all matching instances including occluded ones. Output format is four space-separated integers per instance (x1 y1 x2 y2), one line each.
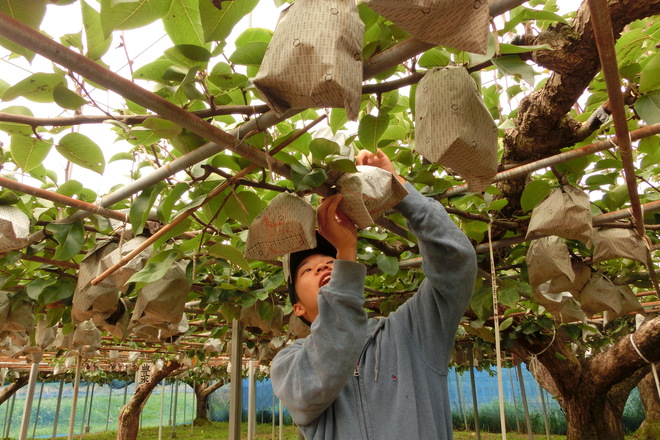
32 422 640 440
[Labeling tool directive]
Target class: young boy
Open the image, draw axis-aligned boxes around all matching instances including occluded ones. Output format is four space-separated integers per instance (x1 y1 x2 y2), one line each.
272 149 477 440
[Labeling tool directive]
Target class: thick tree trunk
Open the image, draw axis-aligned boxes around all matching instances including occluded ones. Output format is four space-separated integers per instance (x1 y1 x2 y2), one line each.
117 361 183 440
0 375 28 405
514 317 660 440
193 380 225 424
636 363 660 439
499 0 660 216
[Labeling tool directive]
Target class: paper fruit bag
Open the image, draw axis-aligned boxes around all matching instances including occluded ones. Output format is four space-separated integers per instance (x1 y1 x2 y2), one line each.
253 0 364 120
336 166 409 229
526 185 592 243
72 240 119 324
415 66 498 192
244 192 316 260
363 0 490 54
592 226 649 264
526 236 575 287
574 272 622 317
99 236 153 292
129 260 190 329
0 205 29 253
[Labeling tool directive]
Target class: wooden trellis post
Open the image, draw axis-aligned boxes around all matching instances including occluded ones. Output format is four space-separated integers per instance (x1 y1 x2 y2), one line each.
79 381 90 438
508 368 521 432
455 369 468 430
278 400 283 440
189 381 194 435
170 380 179 438
168 381 174 426
67 356 82 440
30 381 45 440
516 363 533 440
105 386 112 432
228 319 243 440
182 382 187 426
158 380 165 440
248 359 256 440
467 348 481 440
4 393 16 439
51 380 64 440
18 356 40 440
539 385 551 440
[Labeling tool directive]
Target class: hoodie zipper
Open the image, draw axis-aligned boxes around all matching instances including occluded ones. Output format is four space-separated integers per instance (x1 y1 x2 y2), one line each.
353 363 371 440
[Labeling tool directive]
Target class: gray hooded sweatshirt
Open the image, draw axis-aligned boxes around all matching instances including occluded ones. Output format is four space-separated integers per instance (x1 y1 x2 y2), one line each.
271 182 477 440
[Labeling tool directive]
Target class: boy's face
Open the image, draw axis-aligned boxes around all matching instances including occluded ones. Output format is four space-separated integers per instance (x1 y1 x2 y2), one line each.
292 254 335 324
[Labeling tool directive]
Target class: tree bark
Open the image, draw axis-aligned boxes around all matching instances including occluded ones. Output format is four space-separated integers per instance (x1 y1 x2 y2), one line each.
193 380 225 423
117 361 183 440
0 375 28 405
636 363 660 439
514 317 660 440
499 0 660 216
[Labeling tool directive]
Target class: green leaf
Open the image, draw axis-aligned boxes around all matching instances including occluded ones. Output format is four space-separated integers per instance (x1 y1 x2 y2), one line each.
100 0 172 37
10 135 52 172
376 254 399 276
358 114 389 153
0 190 19 205
41 278 76 305
498 281 521 307
53 84 88 110
81 0 112 60
109 152 134 162
492 56 536 86
164 45 211 66
26 278 57 301
208 244 250 272
501 7 568 34
381 124 407 143
228 41 268 66
602 185 630 211
309 138 340 165
327 158 359 174
46 222 85 261
2 73 65 103
520 180 551 212
635 91 660 125
127 249 179 284
163 48 207 70
0 0 47 61
418 48 450 68
330 108 349 133
235 28 272 47
157 182 189 223
499 316 514 331
224 191 265 225
56 180 84 198
141 117 182 139
469 285 493 321
498 43 553 54
0 79 9 97
292 167 328 192
56 132 106 174
152 218 192 250
201 0 260 43
129 183 165 234
163 0 204 46
133 59 173 83
0 106 35 136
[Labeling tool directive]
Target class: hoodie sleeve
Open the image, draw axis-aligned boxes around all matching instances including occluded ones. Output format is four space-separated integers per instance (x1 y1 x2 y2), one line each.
271 260 368 426
390 182 477 369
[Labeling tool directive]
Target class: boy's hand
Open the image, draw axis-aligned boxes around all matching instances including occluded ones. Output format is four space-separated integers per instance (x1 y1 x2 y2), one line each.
356 149 406 184
317 194 357 262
